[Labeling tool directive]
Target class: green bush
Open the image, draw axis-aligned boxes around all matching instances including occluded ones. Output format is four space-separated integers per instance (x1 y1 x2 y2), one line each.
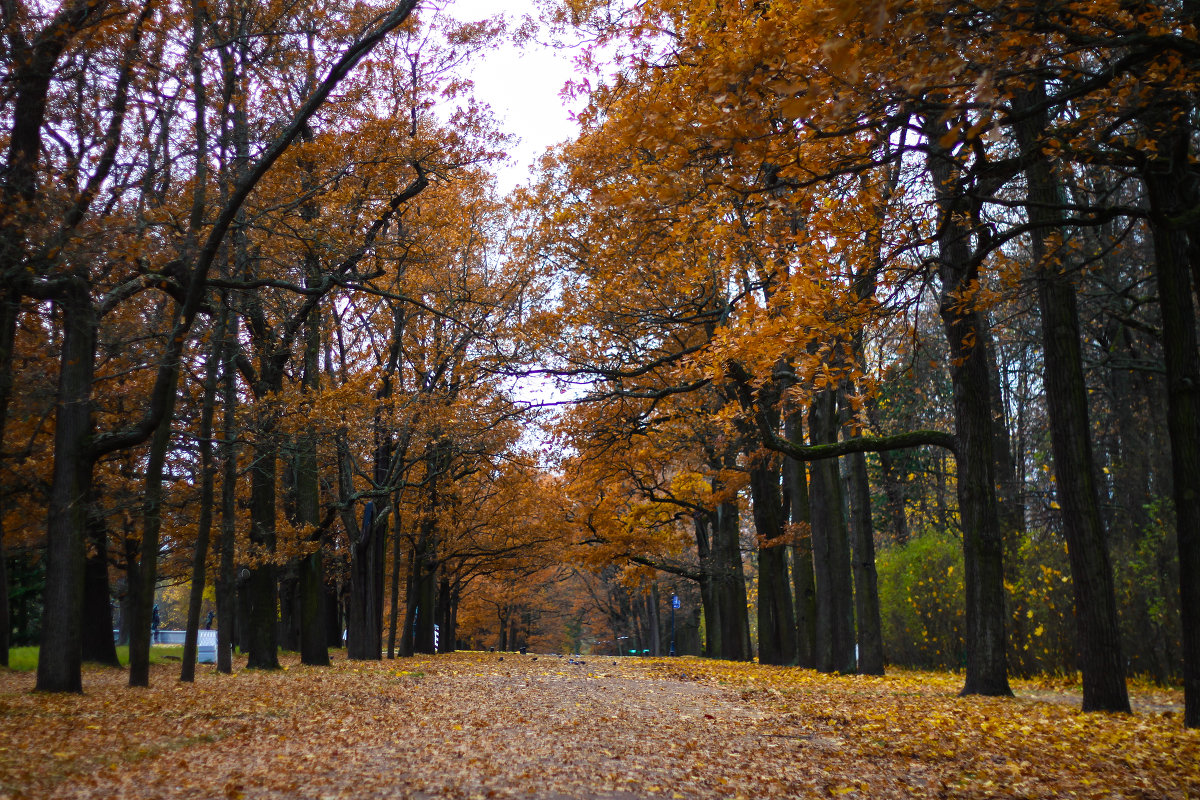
876 529 964 670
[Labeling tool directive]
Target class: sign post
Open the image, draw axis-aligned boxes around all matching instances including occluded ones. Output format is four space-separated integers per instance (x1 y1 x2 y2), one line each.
670 594 680 656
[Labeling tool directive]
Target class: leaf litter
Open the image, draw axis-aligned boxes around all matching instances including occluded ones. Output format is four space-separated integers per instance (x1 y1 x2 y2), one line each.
0 652 1195 798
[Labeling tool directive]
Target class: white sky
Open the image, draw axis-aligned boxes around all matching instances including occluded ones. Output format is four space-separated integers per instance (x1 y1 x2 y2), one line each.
446 0 587 193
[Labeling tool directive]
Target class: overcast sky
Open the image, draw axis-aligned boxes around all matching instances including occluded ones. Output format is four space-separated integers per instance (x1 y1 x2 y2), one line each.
446 0 586 193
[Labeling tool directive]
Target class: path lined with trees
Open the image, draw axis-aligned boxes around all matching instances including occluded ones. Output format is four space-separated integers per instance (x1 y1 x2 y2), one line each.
1 0 1198 746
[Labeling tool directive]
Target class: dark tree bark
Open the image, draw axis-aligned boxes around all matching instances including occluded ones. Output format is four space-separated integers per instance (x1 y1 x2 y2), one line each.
244 411 281 670
841 392 884 676
747 458 796 665
692 510 721 658
1141 115 1200 729
1013 85 1129 713
0 290 17 667
923 112 1011 697
808 389 856 674
714 496 752 660
181 306 229 681
782 414 817 668
216 305 239 674
36 289 97 692
81 507 119 666
410 518 438 655
387 512 404 658
128 361 184 687
348 499 387 659
437 576 456 653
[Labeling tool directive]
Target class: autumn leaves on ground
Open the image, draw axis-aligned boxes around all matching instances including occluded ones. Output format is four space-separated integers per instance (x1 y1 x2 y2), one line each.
1 653 1195 800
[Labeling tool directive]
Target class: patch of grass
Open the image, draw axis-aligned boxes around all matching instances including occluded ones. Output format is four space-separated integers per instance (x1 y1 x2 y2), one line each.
3 645 188 672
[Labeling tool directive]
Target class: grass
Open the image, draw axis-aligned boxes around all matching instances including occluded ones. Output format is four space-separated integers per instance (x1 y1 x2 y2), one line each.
4 645 186 672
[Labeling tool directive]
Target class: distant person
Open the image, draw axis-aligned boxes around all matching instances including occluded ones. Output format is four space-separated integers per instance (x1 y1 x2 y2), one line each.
204 610 214 630
152 604 161 643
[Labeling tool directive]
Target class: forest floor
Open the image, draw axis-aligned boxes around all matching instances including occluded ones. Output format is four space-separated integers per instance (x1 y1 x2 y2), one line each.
0 651 1195 799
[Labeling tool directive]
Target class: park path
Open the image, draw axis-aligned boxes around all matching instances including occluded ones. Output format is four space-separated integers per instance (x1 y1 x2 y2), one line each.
3 653 864 799
2 651 1194 799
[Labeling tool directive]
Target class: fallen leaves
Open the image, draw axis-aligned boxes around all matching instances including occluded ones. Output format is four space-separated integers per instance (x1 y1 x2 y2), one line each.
0 653 1195 798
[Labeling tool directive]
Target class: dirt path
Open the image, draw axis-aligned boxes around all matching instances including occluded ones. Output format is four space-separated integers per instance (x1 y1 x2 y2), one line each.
1 652 1195 799
102 658 802 799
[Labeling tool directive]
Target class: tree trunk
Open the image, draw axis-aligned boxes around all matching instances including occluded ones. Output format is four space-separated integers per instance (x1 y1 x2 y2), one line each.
245 424 280 670
277 562 300 653
1013 85 1129 712
81 507 119 666
808 389 856 674
713 495 751 660
411 525 438 654
37 289 97 693
387 513 404 658
747 459 796 665
216 308 239 674
923 112 1011 696
348 502 384 659
783 431 817 668
648 584 662 657
128 357 184 687
296 180 328 666
437 576 455 653
0 289 17 667
182 309 228 681
693 510 721 658
842 420 884 675
1141 120 1200 728
398 551 416 657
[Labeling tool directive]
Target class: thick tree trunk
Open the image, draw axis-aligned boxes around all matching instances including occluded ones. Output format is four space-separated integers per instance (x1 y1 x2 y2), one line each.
37 290 97 693
246 427 280 669
398 553 416 657
783 438 817 668
348 502 385 659
296 214 327 666
843 441 884 675
693 511 722 658
747 460 796 665
1014 86 1129 712
81 508 119 666
1141 122 1200 728
411 524 438 655
924 113 1011 697
277 562 300 653
0 527 7 669
714 497 751 660
437 576 455 653
808 390 856 674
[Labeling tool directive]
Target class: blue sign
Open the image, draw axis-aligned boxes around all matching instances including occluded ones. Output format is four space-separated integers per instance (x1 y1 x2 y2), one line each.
672 595 681 610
